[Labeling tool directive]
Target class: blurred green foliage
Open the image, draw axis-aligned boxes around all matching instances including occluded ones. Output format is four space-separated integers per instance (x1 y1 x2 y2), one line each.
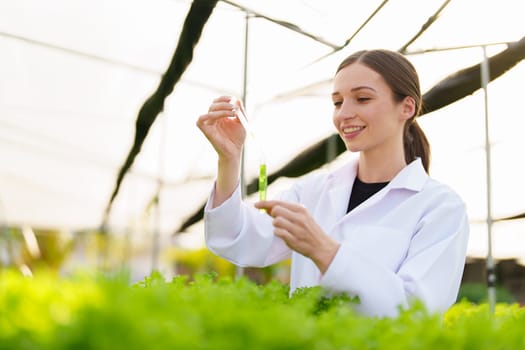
1 270 524 350
168 247 291 283
457 282 516 304
0 227 75 272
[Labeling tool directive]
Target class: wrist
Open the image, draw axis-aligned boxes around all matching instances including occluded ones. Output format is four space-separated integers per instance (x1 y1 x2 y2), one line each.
217 146 243 164
213 157 241 208
312 238 340 274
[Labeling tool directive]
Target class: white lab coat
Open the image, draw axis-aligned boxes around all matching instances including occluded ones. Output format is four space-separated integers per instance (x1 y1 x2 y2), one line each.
204 158 469 317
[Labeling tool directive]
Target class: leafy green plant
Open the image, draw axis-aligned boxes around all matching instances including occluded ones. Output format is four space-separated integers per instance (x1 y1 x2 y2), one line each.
1 269 524 350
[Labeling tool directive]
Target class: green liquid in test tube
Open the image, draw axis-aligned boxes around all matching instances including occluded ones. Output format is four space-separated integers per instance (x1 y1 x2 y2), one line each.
259 163 267 201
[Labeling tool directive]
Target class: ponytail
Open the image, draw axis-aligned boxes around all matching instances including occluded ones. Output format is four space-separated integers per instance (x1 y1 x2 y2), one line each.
404 119 430 173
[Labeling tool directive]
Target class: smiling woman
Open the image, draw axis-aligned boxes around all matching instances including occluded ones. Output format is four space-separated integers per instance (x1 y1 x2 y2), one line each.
197 49 470 317
332 50 430 177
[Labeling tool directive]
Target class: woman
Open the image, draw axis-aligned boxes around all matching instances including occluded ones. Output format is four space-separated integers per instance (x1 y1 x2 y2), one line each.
196 49 469 317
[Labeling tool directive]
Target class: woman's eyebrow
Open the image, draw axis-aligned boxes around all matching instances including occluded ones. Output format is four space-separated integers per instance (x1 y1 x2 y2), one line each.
331 86 377 97
350 86 376 92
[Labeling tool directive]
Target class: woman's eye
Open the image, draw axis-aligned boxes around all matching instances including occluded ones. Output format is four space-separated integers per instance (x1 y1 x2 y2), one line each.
357 97 370 103
333 101 342 107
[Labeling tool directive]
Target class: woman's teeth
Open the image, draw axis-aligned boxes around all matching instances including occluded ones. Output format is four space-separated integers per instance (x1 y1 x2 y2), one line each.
343 126 364 133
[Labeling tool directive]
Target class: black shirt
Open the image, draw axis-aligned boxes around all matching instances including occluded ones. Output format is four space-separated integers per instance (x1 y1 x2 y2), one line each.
347 177 389 213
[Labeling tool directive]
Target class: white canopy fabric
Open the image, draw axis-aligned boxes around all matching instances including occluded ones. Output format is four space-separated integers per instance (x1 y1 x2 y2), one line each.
1 0 524 260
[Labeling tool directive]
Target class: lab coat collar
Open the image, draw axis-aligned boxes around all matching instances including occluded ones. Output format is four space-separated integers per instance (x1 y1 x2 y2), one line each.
327 157 428 220
388 158 428 192
329 157 428 192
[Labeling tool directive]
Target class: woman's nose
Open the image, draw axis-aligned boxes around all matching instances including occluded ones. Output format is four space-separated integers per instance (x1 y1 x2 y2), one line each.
335 102 356 120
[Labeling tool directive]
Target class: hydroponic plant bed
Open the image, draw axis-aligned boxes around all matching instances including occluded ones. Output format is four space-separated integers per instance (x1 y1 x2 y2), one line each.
1 270 524 349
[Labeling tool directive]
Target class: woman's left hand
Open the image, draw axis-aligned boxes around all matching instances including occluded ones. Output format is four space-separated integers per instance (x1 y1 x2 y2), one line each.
255 200 340 274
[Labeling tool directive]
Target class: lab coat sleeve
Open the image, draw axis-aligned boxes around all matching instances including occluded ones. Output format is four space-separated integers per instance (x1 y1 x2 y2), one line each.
204 183 292 267
320 196 469 317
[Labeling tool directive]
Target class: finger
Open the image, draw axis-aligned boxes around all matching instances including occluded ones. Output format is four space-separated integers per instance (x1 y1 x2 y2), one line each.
272 215 296 234
270 204 298 223
254 200 282 214
208 102 236 114
273 227 295 244
229 97 247 116
197 110 239 128
255 200 306 216
272 201 307 213
212 96 234 103
264 205 301 235
196 113 222 131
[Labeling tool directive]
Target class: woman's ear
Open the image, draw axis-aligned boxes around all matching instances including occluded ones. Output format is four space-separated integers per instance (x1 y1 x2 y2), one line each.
400 96 416 121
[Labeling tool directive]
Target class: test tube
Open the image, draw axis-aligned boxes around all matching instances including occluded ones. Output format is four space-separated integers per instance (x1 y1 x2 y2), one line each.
230 97 267 203
259 163 267 201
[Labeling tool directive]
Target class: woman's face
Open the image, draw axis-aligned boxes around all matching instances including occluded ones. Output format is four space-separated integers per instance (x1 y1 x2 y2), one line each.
332 62 412 156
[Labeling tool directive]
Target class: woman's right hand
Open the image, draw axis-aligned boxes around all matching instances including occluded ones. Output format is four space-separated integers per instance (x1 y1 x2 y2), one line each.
197 96 247 207
196 96 246 161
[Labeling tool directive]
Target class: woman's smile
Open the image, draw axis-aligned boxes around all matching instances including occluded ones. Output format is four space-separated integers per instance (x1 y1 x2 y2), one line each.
342 125 366 139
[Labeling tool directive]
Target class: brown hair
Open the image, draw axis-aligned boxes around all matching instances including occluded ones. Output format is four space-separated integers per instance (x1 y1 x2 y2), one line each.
336 49 430 173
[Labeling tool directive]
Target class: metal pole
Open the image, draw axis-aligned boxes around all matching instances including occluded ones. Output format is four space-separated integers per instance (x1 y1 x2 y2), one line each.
481 46 496 314
151 189 160 272
240 12 250 199
0 195 13 267
152 112 167 273
236 11 250 279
